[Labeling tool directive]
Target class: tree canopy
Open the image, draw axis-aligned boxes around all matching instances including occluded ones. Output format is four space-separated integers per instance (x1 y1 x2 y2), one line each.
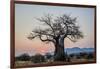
28 14 83 43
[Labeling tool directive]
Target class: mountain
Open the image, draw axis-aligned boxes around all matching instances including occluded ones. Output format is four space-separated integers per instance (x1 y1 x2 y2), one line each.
65 47 94 54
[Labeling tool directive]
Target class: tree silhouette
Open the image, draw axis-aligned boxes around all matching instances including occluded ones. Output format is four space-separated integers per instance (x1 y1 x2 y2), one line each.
28 14 83 61
15 53 30 61
45 53 52 62
31 54 45 63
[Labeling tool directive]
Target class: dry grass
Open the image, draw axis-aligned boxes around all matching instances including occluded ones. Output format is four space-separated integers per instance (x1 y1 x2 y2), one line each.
15 58 95 67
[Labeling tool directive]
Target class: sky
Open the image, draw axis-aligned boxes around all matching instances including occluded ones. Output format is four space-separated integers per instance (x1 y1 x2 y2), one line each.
15 3 95 56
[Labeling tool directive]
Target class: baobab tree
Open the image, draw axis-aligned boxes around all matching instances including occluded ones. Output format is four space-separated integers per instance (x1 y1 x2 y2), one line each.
28 14 83 61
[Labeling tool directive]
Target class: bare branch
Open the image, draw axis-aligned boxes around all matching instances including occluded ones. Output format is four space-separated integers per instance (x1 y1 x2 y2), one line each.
36 14 56 36
67 36 77 42
39 35 55 43
28 27 56 44
32 29 54 38
28 14 83 43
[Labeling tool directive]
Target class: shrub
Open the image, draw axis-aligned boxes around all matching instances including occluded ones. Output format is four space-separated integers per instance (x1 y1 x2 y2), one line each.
31 54 45 63
15 53 30 61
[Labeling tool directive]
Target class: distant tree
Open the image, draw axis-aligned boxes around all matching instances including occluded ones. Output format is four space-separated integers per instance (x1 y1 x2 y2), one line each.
76 54 81 59
69 54 74 58
15 53 30 61
31 54 45 63
28 14 83 61
79 52 87 58
45 53 52 59
86 52 94 59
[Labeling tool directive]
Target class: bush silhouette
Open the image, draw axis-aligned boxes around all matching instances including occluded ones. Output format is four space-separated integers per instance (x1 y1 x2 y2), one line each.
31 54 45 63
15 53 30 61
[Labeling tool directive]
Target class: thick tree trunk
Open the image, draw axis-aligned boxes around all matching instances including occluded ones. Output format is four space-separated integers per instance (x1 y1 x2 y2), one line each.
54 37 66 61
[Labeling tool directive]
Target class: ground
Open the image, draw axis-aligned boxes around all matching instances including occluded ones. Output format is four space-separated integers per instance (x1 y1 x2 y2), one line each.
15 58 95 68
